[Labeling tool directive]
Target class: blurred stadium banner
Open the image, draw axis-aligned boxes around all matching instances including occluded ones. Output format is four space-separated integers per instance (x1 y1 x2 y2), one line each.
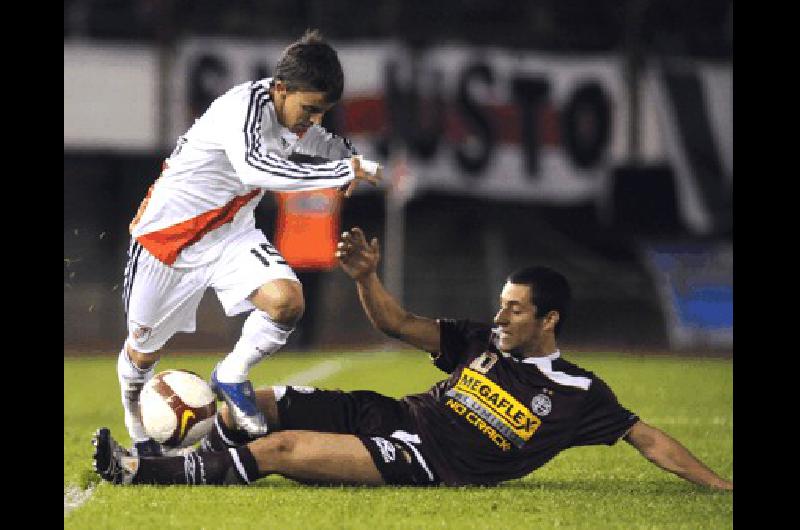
167 41 730 215
167 40 628 205
643 61 732 235
64 43 160 151
65 39 730 233
64 39 731 352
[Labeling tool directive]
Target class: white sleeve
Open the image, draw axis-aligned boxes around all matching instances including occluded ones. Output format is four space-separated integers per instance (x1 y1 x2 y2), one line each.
214 83 355 191
291 124 359 160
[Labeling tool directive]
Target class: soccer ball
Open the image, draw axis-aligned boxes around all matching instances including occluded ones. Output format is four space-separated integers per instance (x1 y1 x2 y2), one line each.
139 369 217 448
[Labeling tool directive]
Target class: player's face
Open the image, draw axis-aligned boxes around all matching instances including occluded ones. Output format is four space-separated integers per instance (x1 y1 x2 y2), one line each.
493 282 545 356
273 82 335 134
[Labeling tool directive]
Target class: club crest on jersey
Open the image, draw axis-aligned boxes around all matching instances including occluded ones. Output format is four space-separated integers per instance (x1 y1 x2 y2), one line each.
531 393 552 416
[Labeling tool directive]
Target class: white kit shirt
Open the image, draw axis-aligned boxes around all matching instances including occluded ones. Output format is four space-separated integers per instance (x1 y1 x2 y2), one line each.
130 78 356 268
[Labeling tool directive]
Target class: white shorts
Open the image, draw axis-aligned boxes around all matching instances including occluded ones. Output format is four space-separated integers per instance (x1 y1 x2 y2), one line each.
122 229 298 353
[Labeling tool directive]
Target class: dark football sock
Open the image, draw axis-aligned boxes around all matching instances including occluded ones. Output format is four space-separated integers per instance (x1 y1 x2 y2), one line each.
133 451 249 485
203 414 254 451
132 454 193 485
227 446 261 484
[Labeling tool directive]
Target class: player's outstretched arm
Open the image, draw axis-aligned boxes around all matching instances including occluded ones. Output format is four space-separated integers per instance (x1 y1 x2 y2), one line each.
343 156 382 198
624 420 733 490
289 125 382 197
336 227 440 353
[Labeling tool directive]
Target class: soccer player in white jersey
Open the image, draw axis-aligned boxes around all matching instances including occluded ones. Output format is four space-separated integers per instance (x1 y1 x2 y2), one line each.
117 29 382 456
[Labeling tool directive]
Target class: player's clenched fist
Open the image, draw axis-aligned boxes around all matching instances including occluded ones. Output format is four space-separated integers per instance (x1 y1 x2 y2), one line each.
336 227 380 280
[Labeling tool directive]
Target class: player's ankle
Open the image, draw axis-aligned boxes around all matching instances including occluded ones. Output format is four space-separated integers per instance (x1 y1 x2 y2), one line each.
201 415 253 451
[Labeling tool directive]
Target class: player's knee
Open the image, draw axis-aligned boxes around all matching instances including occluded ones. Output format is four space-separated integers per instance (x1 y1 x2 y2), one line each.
265 431 301 458
247 431 298 474
252 280 305 326
125 343 160 370
250 431 301 470
271 295 304 326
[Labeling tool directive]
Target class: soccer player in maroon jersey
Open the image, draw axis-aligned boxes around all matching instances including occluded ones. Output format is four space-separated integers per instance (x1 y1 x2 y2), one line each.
94 228 732 491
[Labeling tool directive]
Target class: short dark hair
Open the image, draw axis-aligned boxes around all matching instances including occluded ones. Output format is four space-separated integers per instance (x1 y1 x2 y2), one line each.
274 29 344 103
507 266 571 337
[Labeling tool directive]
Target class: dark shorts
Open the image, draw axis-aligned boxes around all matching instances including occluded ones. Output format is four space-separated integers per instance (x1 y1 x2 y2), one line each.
275 385 439 486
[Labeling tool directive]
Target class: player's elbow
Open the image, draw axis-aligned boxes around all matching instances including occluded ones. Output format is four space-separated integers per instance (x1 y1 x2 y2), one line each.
629 426 679 468
638 443 663 464
625 421 660 458
377 321 403 340
375 312 412 340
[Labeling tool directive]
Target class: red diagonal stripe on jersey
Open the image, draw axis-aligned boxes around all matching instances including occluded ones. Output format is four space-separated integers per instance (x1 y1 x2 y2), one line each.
136 189 262 265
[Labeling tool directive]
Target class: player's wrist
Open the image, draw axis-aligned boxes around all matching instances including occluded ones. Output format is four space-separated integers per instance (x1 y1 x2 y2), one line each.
354 270 380 285
710 477 733 490
350 155 380 176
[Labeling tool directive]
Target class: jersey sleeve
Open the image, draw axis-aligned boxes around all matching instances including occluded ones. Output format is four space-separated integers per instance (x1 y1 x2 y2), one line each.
431 319 493 374
290 124 359 160
571 377 639 447
214 83 355 191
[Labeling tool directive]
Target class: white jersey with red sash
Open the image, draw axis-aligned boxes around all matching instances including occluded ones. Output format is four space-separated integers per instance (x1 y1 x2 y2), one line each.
130 77 355 269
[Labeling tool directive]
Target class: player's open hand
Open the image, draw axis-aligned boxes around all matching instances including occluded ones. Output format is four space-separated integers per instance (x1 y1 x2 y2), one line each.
343 156 382 198
336 227 380 280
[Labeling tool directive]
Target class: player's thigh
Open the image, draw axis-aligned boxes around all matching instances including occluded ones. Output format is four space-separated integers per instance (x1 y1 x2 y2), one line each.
124 241 207 353
269 386 409 435
250 430 385 485
251 388 440 486
210 230 300 317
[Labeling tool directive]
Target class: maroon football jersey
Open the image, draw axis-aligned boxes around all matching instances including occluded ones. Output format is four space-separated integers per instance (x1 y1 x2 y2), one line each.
401 319 639 486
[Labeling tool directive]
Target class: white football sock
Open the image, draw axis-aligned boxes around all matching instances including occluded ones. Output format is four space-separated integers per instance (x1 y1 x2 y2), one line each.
117 344 157 443
215 310 294 383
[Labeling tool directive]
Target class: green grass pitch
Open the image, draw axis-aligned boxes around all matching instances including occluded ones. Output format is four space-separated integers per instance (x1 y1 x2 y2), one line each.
64 350 733 529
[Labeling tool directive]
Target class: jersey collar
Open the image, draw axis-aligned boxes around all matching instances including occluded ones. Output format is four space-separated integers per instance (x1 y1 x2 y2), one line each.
501 349 561 365
491 328 560 365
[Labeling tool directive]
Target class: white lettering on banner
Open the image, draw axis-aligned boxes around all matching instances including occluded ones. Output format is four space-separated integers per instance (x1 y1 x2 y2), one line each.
161 40 727 205
167 40 627 203
643 64 732 235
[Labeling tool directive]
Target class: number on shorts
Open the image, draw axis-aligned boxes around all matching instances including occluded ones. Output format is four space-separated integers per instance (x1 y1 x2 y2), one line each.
250 242 287 267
